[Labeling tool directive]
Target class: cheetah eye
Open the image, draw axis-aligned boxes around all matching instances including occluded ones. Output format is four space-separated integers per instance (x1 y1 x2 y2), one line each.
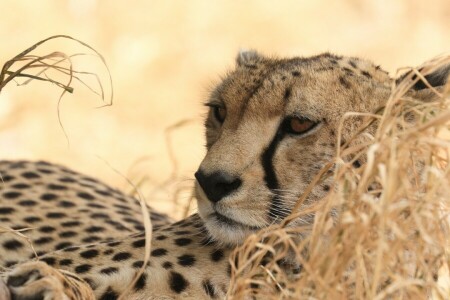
212 106 227 123
283 117 318 135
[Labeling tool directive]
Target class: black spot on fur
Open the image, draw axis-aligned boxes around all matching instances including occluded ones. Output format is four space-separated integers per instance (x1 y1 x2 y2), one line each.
4 261 17 268
343 67 353 74
21 172 40 179
58 200 75 208
82 236 102 243
174 238 192 246
169 271 189 293
34 236 54 245
48 184 67 190
132 238 146 248
284 88 291 100
46 212 67 219
41 193 58 201
41 257 56 266
61 221 81 227
95 190 112 196
86 226 105 233
107 241 121 247
32 251 47 258
80 249 99 259
8 271 41 287
0 207 14 214
11 183 31 189
105 220 129 231
174 230 190 235
59 177 76 183
133 273 147 291
83 277 97 290
37 168 53 174
156 235 167 241
211 249 224 262
203 279 216 298
11 225 26 230
55 242 73 250
134 225 144 231
88 203 106 209
75 264 92 274
361 70 372 79
292 71 300 76
59 258 73 266
59 231 78 238
24 216 41 223
39 226 56 233
151 248 168 257
100 267 118 275
200 236 216 247
63 246 80 252
91 213 109 219
114 204 131 211
339 76 351 89
0 175 14 182
162 261 173 269
132 261 145 268
177 254 196 266
3 191 22 199
3 239 23 250
77 192 95 200
18 199 37 206
99 287 119 300
112 252 132 261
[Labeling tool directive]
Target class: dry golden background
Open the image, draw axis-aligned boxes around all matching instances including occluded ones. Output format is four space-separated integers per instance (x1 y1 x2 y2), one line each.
1 0 449 218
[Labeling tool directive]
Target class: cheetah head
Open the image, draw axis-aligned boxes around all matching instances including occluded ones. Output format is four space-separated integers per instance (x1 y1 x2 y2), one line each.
194 51 449 246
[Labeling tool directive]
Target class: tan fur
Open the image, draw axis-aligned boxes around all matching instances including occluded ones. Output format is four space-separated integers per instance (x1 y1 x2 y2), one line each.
1 52 447 299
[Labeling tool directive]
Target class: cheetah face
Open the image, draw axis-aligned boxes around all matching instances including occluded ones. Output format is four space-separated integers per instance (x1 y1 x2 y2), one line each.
194 51 446 246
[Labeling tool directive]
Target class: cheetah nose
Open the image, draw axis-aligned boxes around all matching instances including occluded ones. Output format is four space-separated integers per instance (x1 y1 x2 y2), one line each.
195 170 242 203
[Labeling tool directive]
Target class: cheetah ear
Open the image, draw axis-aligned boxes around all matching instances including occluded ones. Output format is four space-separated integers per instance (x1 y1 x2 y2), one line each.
397 63 450 102
236 49 262 68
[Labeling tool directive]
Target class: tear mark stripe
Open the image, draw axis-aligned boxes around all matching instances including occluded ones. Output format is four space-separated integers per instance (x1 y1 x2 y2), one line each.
261 130 289 221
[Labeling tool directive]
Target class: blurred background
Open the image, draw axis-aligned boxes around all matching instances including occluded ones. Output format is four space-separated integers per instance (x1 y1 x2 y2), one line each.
0 0 449 218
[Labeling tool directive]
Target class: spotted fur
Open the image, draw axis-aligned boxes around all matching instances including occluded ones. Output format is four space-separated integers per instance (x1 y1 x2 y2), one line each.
1 52 448 299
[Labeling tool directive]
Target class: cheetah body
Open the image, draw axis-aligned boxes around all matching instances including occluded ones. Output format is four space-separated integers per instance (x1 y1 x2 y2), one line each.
1 51 448 299
0 160 232 299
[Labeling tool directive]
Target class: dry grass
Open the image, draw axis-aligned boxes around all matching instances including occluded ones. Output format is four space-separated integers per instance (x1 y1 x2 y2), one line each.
0 35 113 145
227 56 450 299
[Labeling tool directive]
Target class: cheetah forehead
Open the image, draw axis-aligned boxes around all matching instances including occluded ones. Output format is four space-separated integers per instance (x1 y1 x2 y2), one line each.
213 52 392 122
236 51 390 81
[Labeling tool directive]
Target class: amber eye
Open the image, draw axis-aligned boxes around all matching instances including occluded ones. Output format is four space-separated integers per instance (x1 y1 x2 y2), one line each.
284 117 317 135
213 106 227 123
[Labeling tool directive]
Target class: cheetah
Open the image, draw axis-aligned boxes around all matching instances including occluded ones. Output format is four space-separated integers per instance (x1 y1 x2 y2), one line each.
0 51 449 299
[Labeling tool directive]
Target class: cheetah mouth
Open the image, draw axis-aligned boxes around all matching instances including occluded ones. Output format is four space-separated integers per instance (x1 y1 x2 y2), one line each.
211 212 262 230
